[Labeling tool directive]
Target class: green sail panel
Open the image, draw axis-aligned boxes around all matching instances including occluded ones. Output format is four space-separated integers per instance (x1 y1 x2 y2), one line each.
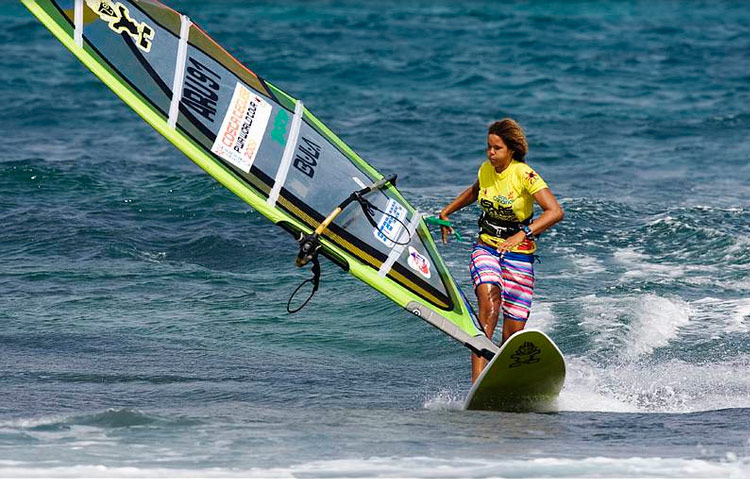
22 0 499 358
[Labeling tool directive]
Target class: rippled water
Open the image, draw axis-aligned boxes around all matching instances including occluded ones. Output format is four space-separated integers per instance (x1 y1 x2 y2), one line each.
1 1 749 477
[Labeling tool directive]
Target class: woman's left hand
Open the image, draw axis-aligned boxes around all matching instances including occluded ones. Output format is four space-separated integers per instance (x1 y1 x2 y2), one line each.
497 231 527 253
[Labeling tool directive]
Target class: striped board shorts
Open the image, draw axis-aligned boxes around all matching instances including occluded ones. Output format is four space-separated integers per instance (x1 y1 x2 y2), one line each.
469 244 535 322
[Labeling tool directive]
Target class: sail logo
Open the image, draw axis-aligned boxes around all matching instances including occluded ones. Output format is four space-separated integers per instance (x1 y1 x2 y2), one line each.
293 137 320 178
211 82 271 173
374 199 406 248
183 57 221 123
407 246 431 279
88 0 154 53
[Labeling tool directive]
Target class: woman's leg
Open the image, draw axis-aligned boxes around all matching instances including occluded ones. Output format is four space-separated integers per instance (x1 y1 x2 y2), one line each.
502 317 526 343
499 255 535 344
469 245 505 383
471 282 502 383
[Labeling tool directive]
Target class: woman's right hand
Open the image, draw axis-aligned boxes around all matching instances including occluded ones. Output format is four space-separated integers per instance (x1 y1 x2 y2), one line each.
439 214 454 244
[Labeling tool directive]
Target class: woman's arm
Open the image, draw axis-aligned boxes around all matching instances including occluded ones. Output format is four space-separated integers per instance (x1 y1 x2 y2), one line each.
528 188 564 236
496 188 564 252
438 180 480 243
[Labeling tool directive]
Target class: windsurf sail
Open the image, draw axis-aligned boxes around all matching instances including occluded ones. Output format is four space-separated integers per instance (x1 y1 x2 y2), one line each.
22 0 499 359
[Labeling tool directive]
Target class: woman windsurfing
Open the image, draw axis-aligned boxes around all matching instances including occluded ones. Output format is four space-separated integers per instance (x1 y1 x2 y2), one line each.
439 119 564 383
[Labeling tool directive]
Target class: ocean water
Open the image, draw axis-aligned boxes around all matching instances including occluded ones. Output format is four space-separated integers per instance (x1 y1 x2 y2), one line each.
2 0 749 477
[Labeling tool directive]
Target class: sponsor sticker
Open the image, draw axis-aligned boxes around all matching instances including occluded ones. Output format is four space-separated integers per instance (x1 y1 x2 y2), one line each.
270 109 289 146
373 199 407 248
211 83 272 173
407 246 431 279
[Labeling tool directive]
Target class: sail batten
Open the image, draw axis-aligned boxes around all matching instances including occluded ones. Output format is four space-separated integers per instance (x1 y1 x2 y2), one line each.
167 14 190 128
73 0 82 46
268 100 305 208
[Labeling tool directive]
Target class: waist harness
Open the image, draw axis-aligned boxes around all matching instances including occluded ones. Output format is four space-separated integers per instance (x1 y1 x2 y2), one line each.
478 212 532 240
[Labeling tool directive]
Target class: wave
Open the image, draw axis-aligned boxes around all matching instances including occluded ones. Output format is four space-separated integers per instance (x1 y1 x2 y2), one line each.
1 408 198 432
575 292 692 362
560 355 750 413
0 455 746 479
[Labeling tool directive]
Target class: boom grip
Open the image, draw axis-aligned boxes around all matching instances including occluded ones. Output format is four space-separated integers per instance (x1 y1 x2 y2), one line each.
366 174 397 193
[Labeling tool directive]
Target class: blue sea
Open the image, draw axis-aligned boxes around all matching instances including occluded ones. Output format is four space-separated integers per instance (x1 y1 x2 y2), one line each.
2 1 749 477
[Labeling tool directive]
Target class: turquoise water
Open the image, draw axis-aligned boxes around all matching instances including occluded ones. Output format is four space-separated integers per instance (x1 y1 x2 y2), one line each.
2 1 749 477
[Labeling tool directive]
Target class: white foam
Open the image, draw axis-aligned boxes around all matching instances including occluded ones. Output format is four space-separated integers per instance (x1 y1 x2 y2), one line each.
692 297 750 333
0 455 747 479
612 247 718 282
623 295 692 359
613 248 681 280
724 235 750 260
0 415 67 430
422 389 464 411
578 294 630 353
558 358 640 413
578 293 691 360
529 301 555 332
569 253 606 275
556 292 750 413
728 278 750 291
559 355 750 413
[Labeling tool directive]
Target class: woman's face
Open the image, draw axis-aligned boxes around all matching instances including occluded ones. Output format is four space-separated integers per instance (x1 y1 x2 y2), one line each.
487 134 513 170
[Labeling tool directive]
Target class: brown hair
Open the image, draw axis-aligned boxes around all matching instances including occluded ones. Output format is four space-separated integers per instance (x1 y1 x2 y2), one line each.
488 118 528 162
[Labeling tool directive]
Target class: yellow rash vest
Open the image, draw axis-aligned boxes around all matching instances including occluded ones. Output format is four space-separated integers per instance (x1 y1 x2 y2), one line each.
477 160 548 253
